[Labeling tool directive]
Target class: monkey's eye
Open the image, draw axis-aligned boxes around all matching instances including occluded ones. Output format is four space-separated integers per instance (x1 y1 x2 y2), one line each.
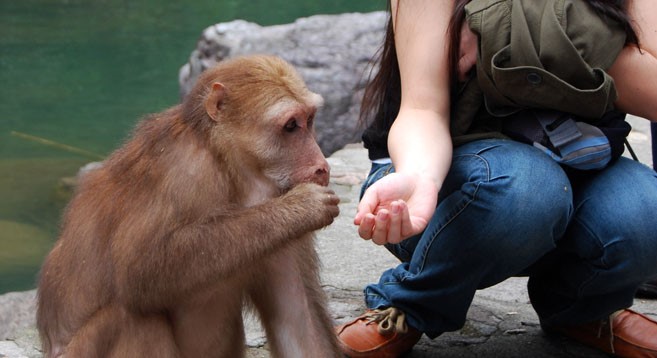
284 118 299 133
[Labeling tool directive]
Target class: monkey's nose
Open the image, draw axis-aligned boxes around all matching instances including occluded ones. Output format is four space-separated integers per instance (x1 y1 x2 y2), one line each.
314 165 330 186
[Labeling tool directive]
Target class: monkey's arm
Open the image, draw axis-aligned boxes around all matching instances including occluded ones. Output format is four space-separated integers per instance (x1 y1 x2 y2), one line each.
113 183 339 310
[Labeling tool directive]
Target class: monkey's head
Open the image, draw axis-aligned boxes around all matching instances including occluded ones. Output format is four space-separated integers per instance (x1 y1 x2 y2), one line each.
183 55 329 193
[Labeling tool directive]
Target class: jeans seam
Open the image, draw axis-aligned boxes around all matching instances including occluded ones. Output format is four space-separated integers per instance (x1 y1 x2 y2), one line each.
411 153 491 278
571 215 609 267
569 215 621 298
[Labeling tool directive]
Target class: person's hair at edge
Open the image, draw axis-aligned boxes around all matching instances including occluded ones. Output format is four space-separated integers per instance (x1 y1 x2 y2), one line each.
359 0 640 130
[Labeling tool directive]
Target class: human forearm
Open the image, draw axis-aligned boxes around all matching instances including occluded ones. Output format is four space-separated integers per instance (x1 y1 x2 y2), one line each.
389 0 454 185
355 0 455 244
388 108 452 190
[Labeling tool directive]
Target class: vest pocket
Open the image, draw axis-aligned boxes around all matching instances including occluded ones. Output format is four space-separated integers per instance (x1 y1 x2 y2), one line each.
484 45 616 119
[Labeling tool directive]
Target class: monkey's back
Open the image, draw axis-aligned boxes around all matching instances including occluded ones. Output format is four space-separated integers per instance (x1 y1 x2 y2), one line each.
36 107 206 354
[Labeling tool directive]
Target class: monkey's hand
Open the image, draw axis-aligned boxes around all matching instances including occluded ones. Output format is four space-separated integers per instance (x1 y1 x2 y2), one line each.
279 183 340 231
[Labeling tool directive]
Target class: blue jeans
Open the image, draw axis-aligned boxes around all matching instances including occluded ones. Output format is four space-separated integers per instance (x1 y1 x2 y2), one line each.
361 139 657 338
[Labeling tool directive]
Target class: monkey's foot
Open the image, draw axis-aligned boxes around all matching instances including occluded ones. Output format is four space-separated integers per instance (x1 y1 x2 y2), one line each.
335 307 422 358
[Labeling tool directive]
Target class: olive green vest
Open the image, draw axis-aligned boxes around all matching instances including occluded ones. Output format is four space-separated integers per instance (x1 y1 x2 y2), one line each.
451 0 627 145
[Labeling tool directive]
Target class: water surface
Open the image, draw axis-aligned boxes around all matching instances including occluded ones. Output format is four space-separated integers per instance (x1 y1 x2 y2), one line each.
0 0 385 293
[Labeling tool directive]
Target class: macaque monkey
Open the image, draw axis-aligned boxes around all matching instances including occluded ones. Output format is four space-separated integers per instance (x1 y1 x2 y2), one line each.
36 55 342 358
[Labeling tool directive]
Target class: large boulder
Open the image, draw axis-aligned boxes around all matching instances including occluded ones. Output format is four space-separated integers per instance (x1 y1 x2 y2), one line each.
178 12 387 155
0 290 41 358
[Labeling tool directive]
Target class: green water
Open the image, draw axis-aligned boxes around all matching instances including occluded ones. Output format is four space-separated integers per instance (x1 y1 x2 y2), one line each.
0 0 385 294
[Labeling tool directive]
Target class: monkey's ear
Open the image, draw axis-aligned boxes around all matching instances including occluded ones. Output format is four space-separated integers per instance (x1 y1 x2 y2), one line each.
205 82 226 122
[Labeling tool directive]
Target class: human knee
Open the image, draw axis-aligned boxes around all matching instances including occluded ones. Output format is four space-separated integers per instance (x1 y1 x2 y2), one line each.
482 155 572 235
571 160 657 278
603 231 657 282
449 142 572 251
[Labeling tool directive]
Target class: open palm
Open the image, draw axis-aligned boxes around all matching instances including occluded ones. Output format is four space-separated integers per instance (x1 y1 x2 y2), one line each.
355 172 439 245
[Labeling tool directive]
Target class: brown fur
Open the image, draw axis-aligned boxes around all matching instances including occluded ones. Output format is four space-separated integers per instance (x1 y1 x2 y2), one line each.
36 55 341 358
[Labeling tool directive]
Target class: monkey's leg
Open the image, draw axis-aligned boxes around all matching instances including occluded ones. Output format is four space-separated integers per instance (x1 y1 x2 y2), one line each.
110 312 180 358
249 237 340 358
172 284 247 358
64 306 180 358
63 307 119 358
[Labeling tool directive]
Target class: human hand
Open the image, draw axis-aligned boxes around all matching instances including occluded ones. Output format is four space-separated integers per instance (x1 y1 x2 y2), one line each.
457 21 478 82
354 172 439 245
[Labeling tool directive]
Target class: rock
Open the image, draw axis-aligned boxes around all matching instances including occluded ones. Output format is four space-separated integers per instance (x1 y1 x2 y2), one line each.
0 290 40 358
0 290 36 341
178 12 388 155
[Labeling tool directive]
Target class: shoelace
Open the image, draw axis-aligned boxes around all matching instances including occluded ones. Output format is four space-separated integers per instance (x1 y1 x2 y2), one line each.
362 307 409 335
595 316 615 354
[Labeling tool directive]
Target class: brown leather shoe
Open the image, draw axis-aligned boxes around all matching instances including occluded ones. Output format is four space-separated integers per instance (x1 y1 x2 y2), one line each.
335 307 422 357
546 309 657 357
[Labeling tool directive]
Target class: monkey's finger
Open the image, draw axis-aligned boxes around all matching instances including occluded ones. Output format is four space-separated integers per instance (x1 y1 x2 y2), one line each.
324 193 340 220
326 193 340 206
328 202 340 219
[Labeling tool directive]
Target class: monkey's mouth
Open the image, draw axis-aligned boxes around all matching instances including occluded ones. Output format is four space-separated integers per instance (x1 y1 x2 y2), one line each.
276 178 296 194
299 172 330 187
314 176 329 187
304 176 329 187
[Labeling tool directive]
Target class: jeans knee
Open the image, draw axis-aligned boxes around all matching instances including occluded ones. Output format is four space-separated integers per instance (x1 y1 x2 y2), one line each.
604 234 657 281
446 142 573 263
457 175 572 279
467 140 573 226
484 163 572 245
568 159 657 281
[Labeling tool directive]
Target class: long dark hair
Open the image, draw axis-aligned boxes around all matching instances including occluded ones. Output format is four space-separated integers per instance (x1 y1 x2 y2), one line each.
359 0 638 129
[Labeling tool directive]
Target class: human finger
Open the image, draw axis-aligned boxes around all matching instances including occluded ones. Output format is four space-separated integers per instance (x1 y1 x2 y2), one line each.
371 209 390 246
354 186 380 225
357 213 375 240
386 201 403 244
398 200 415 238
457 21 478 81
458 54 477 82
